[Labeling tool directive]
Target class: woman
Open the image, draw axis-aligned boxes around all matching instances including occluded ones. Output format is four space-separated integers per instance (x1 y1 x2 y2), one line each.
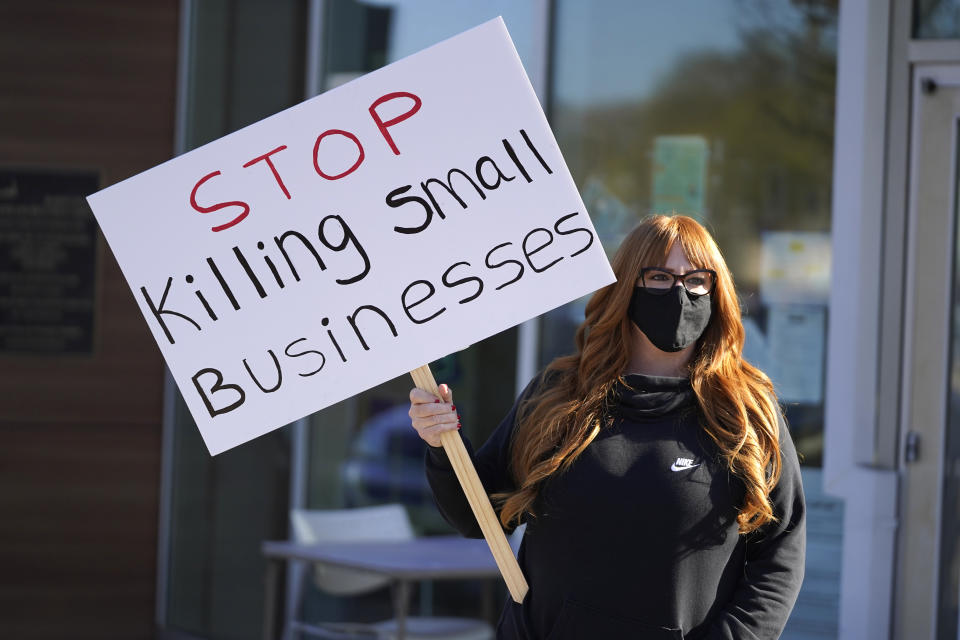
409 215 805 640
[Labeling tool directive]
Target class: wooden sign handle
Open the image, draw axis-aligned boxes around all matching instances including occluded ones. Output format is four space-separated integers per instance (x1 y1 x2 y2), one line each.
410 364 529 603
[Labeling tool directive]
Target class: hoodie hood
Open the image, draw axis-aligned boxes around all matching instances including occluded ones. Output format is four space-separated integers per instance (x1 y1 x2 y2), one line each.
609 373 697 421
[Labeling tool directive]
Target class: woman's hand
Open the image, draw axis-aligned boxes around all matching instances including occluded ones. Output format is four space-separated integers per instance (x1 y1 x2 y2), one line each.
408 383 460 448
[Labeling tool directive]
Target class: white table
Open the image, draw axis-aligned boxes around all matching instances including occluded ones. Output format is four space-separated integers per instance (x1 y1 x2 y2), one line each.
261 536 503 639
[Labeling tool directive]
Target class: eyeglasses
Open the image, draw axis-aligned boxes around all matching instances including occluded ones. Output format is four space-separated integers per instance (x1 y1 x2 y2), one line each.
639 267 717 296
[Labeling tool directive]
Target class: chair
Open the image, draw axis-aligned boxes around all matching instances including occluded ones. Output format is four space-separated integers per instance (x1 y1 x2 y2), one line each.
287 504 495 640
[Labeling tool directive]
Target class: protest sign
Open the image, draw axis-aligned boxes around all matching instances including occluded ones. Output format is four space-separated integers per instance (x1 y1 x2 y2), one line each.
87 17 616 456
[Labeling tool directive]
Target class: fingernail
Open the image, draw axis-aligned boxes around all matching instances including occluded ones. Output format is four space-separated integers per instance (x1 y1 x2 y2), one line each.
434 399 439 404
457 413 461 419
451 404 457 411
457 422 461 430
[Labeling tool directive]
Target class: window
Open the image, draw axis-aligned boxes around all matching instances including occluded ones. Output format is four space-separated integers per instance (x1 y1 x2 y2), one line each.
547 2 840 636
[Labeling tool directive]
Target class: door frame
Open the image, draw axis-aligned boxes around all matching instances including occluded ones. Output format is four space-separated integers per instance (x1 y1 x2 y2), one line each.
894 62 960 640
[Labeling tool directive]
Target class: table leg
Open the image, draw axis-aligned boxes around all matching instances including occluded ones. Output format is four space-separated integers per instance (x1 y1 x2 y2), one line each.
263 559 279 640
420 579 433 617
482 580 494 624
391 579 411 640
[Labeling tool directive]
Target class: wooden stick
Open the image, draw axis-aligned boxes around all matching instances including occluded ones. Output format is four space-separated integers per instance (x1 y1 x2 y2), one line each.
410 364 529 603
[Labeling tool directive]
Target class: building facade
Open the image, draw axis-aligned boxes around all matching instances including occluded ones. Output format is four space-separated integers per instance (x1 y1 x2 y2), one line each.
5 1 960 639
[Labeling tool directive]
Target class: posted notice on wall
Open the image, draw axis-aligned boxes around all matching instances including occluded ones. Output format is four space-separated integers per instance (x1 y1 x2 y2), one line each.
87 18 615 455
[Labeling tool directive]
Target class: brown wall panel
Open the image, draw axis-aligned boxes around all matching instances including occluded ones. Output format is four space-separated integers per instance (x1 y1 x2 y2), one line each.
0 1 179 638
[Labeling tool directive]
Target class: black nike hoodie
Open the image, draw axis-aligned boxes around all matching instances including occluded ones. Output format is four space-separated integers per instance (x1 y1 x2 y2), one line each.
424 372 805 640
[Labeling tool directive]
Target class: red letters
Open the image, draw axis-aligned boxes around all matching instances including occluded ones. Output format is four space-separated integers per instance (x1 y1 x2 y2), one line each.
192 90 421 233
242 145 291 199
313 129 365 180
190 171 251 232
369 91 422 155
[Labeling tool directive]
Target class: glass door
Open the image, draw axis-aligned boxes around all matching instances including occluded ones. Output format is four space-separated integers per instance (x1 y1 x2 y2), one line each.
941 74 960 640
897 63 960 640
162 2 306 638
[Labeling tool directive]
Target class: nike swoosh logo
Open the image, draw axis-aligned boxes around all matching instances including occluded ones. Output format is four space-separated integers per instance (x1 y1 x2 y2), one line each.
670 462 701 472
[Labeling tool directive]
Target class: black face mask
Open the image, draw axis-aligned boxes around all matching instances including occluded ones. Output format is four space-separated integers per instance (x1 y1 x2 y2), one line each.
628 285 712 352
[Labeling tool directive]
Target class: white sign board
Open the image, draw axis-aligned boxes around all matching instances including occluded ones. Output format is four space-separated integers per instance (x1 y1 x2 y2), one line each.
87 18 615 455
767 305 825 404
759 231 831 306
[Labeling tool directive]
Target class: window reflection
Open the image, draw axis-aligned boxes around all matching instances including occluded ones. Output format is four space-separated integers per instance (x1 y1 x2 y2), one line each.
548 0 837 467
323 0 538 90
548 6 840 636
915 0 960 38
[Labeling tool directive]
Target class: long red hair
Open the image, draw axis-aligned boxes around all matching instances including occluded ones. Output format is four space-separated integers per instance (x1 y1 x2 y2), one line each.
492 214 783 534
